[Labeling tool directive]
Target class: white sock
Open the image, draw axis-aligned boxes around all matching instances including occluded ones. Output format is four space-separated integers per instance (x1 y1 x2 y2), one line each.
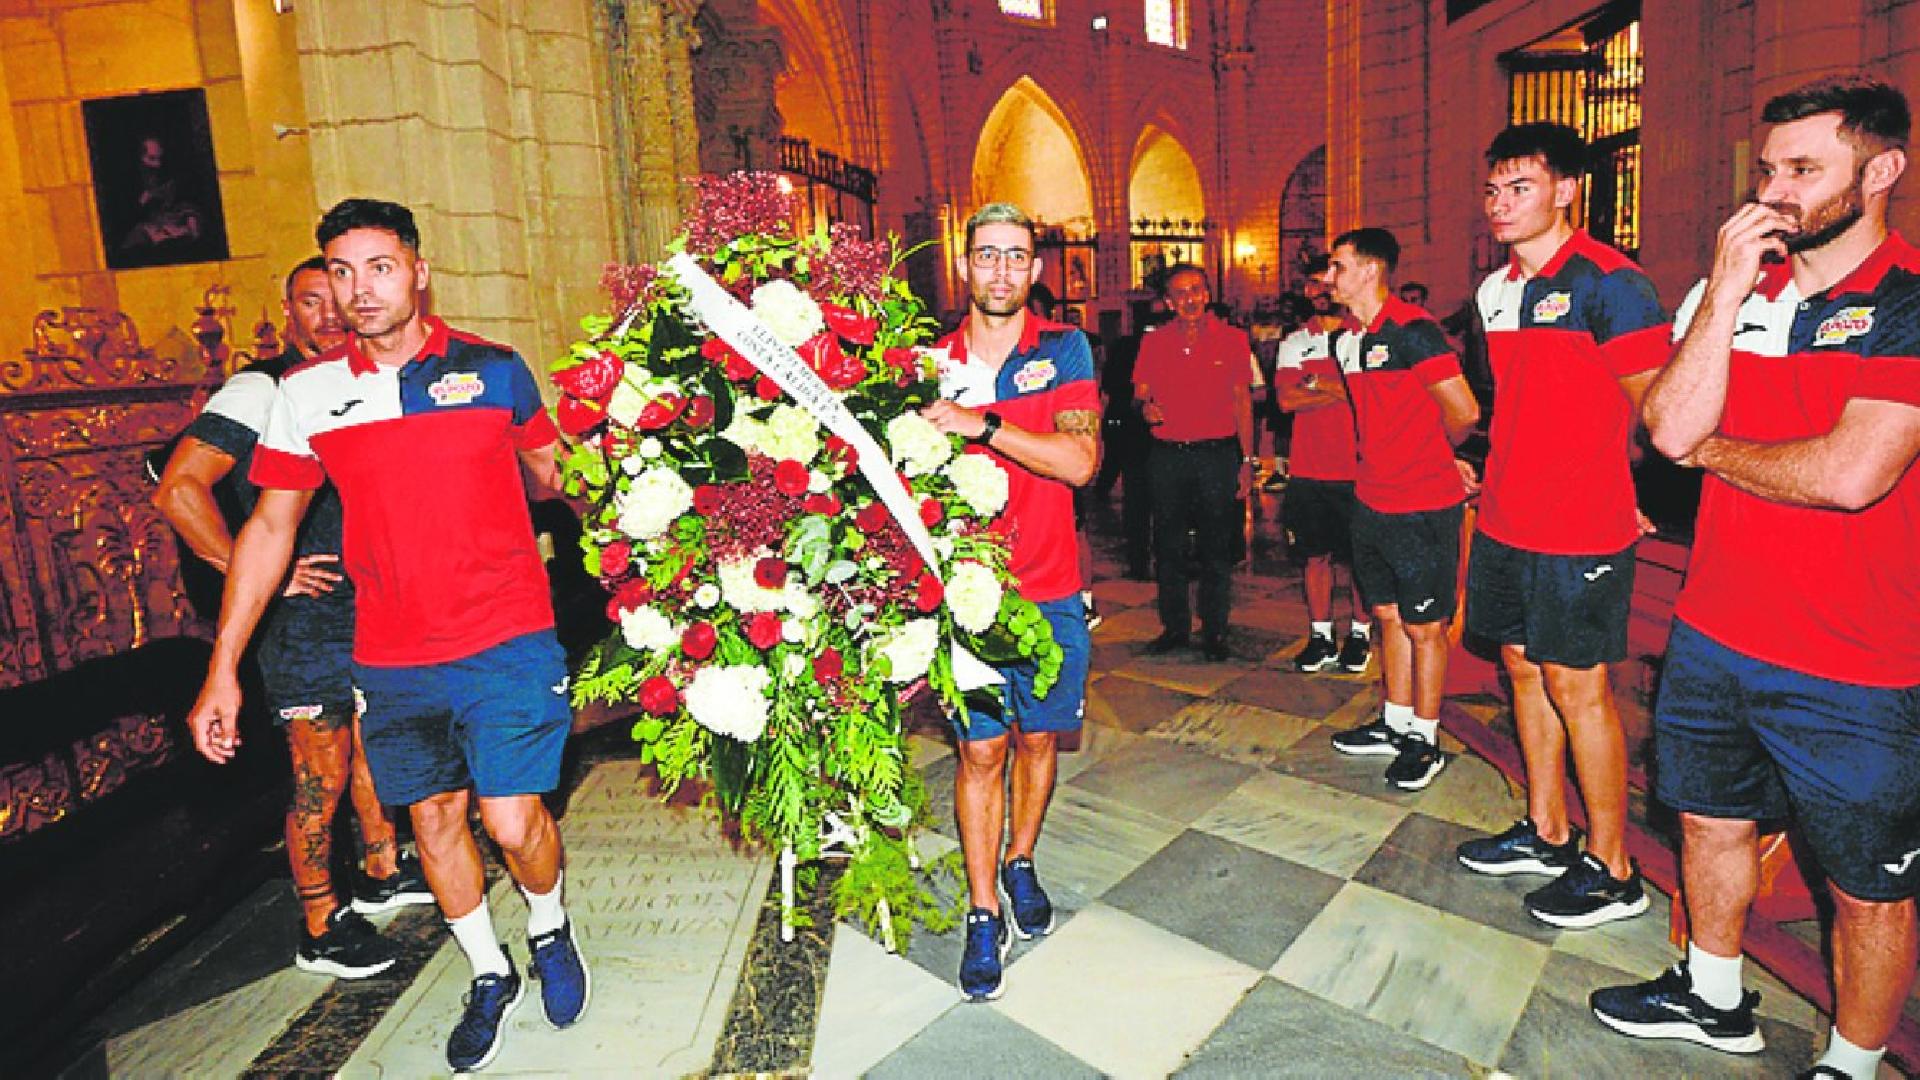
522 871 568 937
1311 621 1334 638
1686 942 1744 1010
1816 1026 1885 1080
449 900 512 977
1409 715 1439 743
1383 702 1416 734
1349 621 1372 638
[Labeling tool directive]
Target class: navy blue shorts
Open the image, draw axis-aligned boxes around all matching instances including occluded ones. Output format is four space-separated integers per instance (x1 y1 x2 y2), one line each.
956 595 1091 743
1465 532 1634 669
257 598 355 728
1282 477 1356 562
1653 620 1920 902
1350 501 1462 625
351 630 572 806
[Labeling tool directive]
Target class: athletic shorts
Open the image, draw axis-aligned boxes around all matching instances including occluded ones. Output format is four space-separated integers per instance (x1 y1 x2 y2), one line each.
351 629 572 806
1350 501 1462 625
1282 477 1356 562
1653 619 1920 902
1465 531 1634 668
256 598 356 728
956 595 1092 743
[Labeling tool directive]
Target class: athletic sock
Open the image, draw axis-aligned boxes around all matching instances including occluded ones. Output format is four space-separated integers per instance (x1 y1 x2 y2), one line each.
1816 1026 1885 1080
1311 621 1334 638
1409 715 1439 743
449 900 512 978
1686 942 1744 1011
1349 621 1371 638
521 872 567 937
1382 701 1416 734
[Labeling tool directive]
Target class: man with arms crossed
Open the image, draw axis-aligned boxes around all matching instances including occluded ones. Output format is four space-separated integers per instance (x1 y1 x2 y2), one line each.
1590 76 1920 1080
157 257 432 978
188 199 588 1073
924 203 1098 1001
1452 122 1666 930
1321 229 1480 791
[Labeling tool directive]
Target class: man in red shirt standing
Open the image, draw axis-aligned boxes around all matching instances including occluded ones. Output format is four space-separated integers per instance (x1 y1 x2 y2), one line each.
1133 265 1256 662
1322 229 1480 791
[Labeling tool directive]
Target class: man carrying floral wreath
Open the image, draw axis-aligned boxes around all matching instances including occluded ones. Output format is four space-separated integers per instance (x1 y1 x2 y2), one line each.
922 202 1100 1001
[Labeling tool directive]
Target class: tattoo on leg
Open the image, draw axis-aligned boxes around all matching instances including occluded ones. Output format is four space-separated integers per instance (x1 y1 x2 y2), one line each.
291 765 329 818
313 706 351 733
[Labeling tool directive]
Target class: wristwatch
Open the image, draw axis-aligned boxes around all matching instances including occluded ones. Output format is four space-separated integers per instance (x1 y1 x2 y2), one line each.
970 412 1003 445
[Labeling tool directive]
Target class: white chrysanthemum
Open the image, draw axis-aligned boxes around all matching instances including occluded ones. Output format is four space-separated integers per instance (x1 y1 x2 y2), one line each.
760 404 821 463
720 412 763 455
886 413 953 476
945 453 1010 517
807 469 829 493
750 279 826 347
943 561 1003 633
621 455 644 476
684 665 773 742
694 583 721 609
639 437 663 459
616 468 693 540
618 605 679 652
877 618 941 683
606 379 647 428
781 618 806 644
782 579 820 619
718 557 789 613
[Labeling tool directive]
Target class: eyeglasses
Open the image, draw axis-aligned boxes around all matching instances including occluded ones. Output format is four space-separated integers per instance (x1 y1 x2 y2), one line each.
969 246 1033 270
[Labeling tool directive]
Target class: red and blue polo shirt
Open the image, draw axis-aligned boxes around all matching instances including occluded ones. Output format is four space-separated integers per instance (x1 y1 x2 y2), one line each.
1476 230 1670 554
937 314 1099 603
1672 232 1920 687
1132 315 1254 443
1272 324 1357 482
1335 297 1466 513
252 316 561 667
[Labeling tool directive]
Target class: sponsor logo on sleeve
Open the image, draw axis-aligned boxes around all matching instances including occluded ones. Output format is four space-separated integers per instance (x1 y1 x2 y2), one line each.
1531 292 1573 323
1364 343 1392 370
428 371 486 406
1012 358 1057 394
1813 306 1875 347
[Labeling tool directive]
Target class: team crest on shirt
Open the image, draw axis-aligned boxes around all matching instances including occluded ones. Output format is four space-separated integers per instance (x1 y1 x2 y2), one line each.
1532 292 1573 323
1012 358 1057 393
1813 306 1875 347
428 371 486 406
1364 343 1392 369
279 703 324 723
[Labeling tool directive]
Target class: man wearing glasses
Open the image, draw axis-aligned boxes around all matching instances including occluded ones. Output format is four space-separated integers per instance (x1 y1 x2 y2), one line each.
1133 264 1257 662
923 203 1099 1002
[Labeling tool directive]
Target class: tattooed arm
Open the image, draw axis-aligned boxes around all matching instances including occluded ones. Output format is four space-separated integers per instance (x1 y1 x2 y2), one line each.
920 401 1100 486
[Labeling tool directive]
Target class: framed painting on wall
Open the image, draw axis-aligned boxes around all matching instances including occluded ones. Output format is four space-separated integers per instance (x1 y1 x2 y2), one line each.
82 88 230 271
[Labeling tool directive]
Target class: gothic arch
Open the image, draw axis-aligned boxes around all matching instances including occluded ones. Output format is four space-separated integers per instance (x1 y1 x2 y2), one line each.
969 77 1096 233
757 0 863 160
1127 124 1206 225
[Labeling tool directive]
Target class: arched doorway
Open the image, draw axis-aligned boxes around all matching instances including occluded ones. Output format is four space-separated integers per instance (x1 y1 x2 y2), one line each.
1126 125 1208 293
970 77 1097 321
1277 145 1326 294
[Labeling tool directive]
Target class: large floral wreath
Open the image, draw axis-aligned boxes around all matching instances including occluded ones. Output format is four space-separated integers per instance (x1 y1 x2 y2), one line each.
551 173 1061 943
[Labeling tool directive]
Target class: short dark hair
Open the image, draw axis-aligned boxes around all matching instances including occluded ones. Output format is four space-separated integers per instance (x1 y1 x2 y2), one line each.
1486 121 1588 178
1331 227 1399 274
283 255 327 297
1399 281 1429 300
1164 263 1209 292
316 198 421 252
1762 74 1910 155
964 202 1035 251
1302 253 1330 276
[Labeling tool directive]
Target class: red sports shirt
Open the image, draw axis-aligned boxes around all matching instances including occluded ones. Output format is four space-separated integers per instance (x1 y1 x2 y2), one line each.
1272 325 1357 481
1132 316 1253 443
1335 297 1466 513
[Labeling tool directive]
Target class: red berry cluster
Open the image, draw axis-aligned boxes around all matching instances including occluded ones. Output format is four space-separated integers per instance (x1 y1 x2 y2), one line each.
697 454 805 561
682 172 799 255
814 222 890 303
600 262 659 313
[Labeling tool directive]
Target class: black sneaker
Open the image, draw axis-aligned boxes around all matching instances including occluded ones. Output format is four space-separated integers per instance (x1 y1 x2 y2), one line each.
447 963 525 1072
1590 962 1764 1053
958 907 1011 1002
294 906 399 979
1144 631 1189 655
999 857 1055 939
1202 636 1231 662
1294 634 1339 672
1337 632 1372 673
1330 716 1402 756
1457 818 1583 877
1384 733 1447 791
353 850 437 914
1526 852 1650 928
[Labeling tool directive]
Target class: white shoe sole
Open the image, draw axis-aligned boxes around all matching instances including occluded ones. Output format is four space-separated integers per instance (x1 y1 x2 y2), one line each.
1000 883 1055 941
1529 892 1651 929
1295 655 1339 673
352 890 437 916
1388 755 1447 791
1590 1006 1765 1054
452 978 526 1073
1456 854 1569 876
1331 738 1399 756
958 931 1013 1002
294 951 397 979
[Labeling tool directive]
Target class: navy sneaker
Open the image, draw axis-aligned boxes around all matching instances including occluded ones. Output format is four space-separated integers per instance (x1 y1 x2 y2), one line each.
1526 853 1650 929
1384 733 1447 791
447 963 525 1072
999 856 1055 939
1457 818 1584 877
1590 962 1764 1054
958 907 1011 1002
1330 716 1402 756
528 919 591 1028
352 850 437 914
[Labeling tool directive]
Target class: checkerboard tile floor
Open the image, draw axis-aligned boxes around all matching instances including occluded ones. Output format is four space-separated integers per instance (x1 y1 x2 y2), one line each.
811 514 1844 1079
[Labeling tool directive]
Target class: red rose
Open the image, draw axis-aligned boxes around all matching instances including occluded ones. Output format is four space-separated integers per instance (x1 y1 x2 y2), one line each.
754 557 789 589
747 612 783 649
854 502 889 532
636 393 685 431
694 484 723 515
914 573 944 613
774 459 810 496
755 375 783 401
681 621 717 661
683 395 716 429
606 578 654 619
813 647 844 681
638 675 680 717
556 395 607 435
803 493 841 516
919 498 944 528
600 540 632 579
821 303 879 345
883 347 920 375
